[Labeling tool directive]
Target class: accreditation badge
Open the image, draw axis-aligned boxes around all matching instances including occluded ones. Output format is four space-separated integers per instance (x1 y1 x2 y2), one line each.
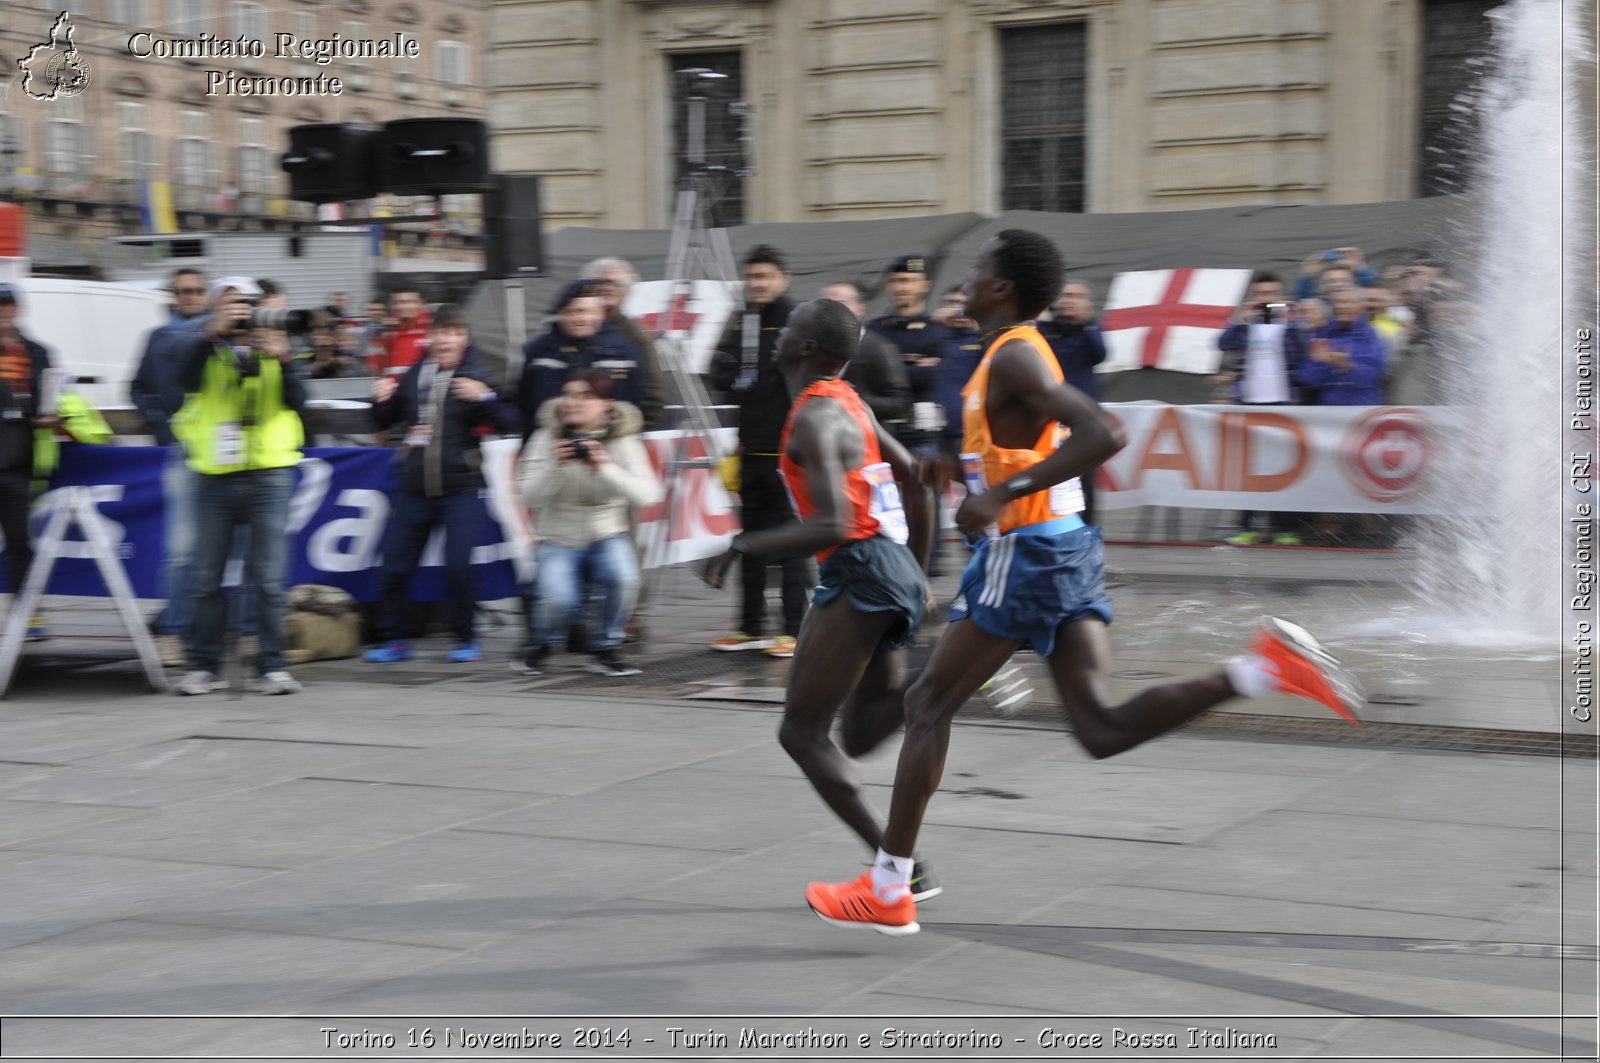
213 422 244 466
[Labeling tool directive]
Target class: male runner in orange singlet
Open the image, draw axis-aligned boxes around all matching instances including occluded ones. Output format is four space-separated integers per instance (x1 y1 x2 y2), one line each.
805 229 1364 935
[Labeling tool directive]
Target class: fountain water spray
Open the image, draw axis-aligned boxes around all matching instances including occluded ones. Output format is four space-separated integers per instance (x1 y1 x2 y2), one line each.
1413 0 1591 648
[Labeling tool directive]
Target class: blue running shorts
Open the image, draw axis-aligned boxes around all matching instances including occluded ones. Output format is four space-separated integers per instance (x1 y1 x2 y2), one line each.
948 517 1113 656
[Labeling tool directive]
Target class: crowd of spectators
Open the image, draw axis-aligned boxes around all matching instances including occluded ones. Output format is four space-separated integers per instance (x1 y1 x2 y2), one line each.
1215 245 1465 544
0 237 1464 688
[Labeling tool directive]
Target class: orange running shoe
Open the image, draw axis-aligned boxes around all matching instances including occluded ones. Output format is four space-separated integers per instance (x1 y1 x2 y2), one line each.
1251 617 1364 726
805 871 920 936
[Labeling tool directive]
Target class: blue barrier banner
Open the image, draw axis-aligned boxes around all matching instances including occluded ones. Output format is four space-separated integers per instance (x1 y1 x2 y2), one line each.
7 445 525 602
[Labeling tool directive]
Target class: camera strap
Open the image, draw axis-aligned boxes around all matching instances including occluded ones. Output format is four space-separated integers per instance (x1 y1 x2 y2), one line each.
735 312 759 391
210 345 266 465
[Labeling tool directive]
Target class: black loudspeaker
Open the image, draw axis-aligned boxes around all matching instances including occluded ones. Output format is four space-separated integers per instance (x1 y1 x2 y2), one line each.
282 123 381 204
484 173 545 278
381 118 491 196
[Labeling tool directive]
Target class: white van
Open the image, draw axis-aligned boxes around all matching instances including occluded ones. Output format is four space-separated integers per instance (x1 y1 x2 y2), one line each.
8 278 171 409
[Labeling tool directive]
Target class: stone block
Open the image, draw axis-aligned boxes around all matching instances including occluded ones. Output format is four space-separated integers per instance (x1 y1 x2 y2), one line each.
1152 0 1327 41
1150 90 1324 142
489 90 599 131
819 0 932 23
495 129 599 172
490 43 597 88
1151 40 1327 94
814 68 943 115
492 1 598 44
811 113 944 161
818 22 939 68
813 159 941 208
1149 141 1281 191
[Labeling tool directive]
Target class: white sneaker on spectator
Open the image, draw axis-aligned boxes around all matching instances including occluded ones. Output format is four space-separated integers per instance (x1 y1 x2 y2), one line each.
254 671 302 696
175 670 226 696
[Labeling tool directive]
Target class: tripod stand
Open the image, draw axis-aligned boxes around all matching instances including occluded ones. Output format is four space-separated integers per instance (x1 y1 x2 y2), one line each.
639 71 746 593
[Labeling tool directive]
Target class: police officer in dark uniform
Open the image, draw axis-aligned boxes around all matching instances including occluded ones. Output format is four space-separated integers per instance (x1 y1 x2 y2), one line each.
866 255 955 575
517 279 650 442
930 285 985 535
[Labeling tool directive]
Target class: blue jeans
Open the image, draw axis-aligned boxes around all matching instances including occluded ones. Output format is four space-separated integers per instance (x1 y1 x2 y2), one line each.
531 535 638 651
158 450 255 638
376 485 483 644
155 447 196 636
189 468 293 675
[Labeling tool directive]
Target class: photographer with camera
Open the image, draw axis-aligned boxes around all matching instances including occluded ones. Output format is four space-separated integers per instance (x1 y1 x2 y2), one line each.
364 305 513 666
171 278 310 697
1215 272 1309 546
514 367 661 679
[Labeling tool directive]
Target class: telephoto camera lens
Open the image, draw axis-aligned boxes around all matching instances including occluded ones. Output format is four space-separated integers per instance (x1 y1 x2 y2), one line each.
248 307 315 333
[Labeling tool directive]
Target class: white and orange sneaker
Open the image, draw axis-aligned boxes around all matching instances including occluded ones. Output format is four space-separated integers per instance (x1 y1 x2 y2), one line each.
1251 617 1364 726
805 871 920 936
708 632 774 652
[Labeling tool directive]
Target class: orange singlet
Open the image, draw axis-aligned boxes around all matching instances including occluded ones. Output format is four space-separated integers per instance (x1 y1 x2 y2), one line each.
779 377 908 562
960 324 1084 537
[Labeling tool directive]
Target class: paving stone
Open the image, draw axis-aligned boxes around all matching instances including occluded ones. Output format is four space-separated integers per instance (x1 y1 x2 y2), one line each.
27 778 541 869
1123 810 1566 922
157 829 717 949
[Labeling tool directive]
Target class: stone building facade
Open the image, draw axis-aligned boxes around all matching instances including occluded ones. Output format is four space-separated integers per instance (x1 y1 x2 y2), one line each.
491 0 1501 229
0 0 488 256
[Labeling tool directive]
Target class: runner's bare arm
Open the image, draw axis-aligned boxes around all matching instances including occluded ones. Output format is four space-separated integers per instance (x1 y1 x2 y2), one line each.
700 405 852 588
954 338 1124 536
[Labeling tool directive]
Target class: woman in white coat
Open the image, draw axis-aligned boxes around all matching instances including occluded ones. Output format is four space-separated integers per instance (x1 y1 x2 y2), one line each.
514 367 661 677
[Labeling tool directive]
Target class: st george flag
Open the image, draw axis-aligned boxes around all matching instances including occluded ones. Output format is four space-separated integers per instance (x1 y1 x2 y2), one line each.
1098 268 1252 374
624 279 736 375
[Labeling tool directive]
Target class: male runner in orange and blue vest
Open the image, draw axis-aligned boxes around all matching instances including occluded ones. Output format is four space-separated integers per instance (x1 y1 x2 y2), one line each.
805 228 1364 935
703 298 944 905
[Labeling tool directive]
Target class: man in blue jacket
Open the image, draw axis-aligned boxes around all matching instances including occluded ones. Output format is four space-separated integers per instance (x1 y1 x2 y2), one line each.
1299 287 1388 406
129 268 211 666
1038 278 1109 525
1300 286 1389 545
517 280 648 441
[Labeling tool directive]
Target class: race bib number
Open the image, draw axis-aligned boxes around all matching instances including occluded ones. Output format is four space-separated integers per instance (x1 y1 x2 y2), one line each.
913 401 947 432
213 422 243 466
861 462 909 545
1050 477 1085 516
959 452 1000 543
404 423 433 448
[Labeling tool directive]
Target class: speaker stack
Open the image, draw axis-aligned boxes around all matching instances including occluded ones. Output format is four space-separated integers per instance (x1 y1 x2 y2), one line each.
280 123 382 204
380 117 491 197
283 118 541 276
483 174 544 278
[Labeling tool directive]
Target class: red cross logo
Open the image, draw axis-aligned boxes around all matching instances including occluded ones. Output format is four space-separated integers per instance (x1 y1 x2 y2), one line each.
1340 408 1434 504
1099 269 1235 368
638 294 702 337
